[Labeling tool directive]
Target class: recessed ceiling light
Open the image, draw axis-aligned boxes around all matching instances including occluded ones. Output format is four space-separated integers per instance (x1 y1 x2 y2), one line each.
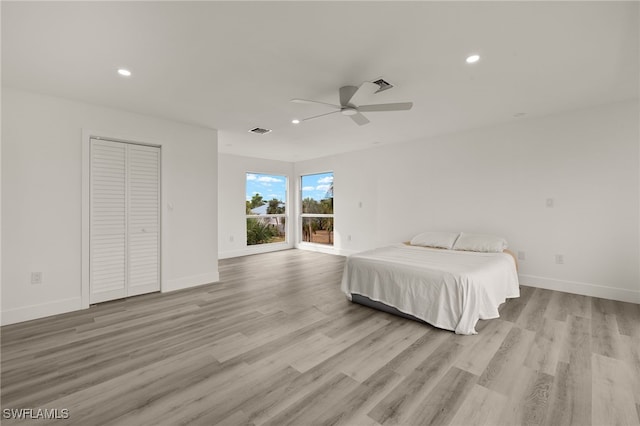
513 112 527 118
117 68 132 77
292 119 300 124
465 55 480 64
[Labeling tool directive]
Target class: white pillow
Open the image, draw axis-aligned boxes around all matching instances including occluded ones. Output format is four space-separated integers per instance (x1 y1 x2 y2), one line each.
452 232 507 253
410 231 460 249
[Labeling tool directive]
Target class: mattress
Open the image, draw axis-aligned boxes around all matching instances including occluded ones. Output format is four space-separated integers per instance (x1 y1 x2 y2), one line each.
340 243 520 335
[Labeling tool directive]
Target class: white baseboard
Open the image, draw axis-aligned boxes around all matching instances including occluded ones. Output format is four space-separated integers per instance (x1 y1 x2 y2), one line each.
218 242 293 259
336 248 359 256
221 244 354 260
519 274 640 304
1 297 83 326
295 243 353 257
164 271 220 293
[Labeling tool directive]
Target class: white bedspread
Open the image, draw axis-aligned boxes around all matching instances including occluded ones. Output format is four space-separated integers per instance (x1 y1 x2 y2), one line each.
340 244 520 335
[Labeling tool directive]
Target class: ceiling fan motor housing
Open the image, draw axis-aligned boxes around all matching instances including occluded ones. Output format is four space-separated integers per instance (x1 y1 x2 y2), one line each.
341 107 358 116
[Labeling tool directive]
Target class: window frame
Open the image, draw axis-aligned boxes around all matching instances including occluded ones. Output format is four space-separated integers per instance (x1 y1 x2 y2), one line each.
299 171 334 246
245 172 288 247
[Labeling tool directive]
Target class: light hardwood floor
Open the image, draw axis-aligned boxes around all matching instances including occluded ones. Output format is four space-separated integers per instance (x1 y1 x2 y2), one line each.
1 249 639 425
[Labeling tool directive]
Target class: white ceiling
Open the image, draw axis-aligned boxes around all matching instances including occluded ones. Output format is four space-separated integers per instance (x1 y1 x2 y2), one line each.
2 1 638 162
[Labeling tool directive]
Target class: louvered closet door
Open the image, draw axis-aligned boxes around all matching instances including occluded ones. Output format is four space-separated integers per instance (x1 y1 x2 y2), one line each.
90 139 160 304
90 139 128 303
127 144 161 297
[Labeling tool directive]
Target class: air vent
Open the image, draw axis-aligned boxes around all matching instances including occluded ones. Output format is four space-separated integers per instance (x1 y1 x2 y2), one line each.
248 127 272 135
372 78 393 93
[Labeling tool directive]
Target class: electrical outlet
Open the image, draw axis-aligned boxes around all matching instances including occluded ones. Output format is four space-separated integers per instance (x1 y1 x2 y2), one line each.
229 235 234 242
31 272 43 285
555 254 564 265
347 235 352 241
546 198 555 208
517 251 526 260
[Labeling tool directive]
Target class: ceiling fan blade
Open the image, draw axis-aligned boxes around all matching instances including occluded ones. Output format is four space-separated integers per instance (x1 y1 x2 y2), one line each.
350 112 370 126
339 86 359 106
358 102 413 112
301 110 340 122
349 82 379 106
290 98 341 109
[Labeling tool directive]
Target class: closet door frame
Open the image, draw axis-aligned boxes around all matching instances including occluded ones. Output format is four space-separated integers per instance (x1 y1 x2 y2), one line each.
81 130 164 309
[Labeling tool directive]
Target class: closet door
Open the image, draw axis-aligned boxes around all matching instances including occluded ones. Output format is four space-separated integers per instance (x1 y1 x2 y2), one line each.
89 139 160 304
90 139 127 303
127 144 161 296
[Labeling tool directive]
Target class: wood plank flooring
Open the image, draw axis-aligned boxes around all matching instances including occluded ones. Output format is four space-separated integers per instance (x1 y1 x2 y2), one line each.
1 249 639 425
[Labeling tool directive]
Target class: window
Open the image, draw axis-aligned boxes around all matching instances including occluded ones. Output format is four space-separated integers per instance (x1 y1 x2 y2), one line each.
300 172 334 246
246 173 287 245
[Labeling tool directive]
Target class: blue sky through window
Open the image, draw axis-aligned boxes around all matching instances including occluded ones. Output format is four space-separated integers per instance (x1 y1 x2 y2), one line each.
301 172 333 201
246 173 287 203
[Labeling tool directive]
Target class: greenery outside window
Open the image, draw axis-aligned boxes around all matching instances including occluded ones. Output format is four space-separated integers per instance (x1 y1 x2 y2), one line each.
246 173 287 245
300 172 333 246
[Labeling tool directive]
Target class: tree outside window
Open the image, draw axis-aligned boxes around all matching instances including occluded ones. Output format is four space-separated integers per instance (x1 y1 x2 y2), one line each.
300 172 333 246
245 173 287 245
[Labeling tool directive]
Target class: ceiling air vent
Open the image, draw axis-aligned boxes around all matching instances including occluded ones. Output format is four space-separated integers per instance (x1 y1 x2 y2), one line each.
372 78 393 93
248 127 272 135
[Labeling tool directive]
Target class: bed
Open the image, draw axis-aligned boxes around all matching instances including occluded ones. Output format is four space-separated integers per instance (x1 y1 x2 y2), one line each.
340 233 520 335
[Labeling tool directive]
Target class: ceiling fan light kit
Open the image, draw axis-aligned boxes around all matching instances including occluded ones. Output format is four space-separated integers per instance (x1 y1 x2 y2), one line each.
291 81 413 126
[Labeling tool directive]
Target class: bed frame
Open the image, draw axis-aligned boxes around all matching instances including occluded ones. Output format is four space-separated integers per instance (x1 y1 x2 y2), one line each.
351 294 428 325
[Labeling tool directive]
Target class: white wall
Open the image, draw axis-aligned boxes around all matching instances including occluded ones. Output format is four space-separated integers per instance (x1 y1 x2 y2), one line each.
294 151 380 256
218 153 294 258
295 100 640 303
1 88 219 324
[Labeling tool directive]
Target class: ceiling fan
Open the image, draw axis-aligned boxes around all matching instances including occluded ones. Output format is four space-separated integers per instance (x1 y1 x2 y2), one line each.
291 82 413 126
